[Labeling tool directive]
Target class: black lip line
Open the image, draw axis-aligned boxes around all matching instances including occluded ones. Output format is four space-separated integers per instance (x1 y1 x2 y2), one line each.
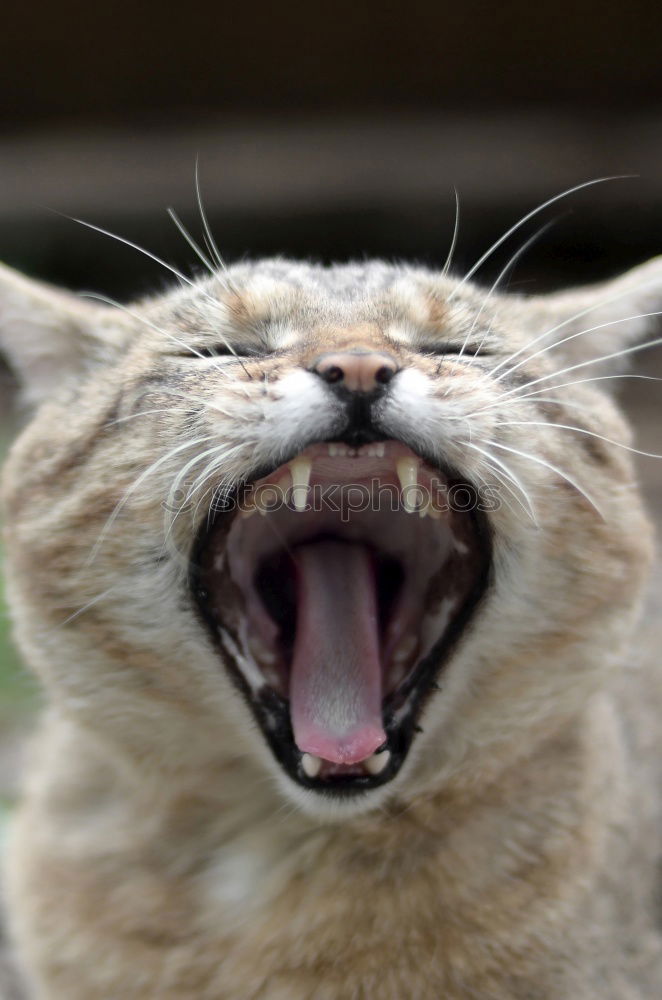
190 440 493 797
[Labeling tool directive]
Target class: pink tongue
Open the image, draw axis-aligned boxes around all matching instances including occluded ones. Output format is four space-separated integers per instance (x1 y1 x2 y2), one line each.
289 540 387 765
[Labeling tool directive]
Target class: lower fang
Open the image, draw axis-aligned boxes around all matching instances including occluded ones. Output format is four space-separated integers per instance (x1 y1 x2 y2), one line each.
301 753 322 778
365 749 391 776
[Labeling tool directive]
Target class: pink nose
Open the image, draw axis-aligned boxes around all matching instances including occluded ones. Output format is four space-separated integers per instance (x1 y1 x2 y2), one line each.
313 350 399 393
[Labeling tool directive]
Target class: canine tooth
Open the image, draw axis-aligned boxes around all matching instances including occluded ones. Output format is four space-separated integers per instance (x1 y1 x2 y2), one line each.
301 753 322 778
365 749 391 776
375 443 385 458
396 457 420 513
289 458 311 511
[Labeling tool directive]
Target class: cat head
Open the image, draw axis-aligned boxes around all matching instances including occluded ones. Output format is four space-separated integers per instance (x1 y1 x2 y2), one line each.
0 255 658 817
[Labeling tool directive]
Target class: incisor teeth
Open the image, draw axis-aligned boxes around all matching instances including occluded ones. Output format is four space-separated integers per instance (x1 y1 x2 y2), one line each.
365 749 391 776
375 443 386 458
396 457 420 513
289 458 312 511
301 753 322 778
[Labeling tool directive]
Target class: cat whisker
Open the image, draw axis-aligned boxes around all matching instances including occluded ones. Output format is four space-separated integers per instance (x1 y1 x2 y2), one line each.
164 444 248 544
165 444 235 528
445 219 557 395
152 386 238 419
462 439 538 523
470 218 561 346
65 215 193 289
107 407 194 427
484 332 662 412
493 310 662 384
80 292 218 365
81 292 252 399
463 374 662 420
451 218 560 386
67 213 252 378
440 188 460 278
489 273 662 379
487 439 605 519
167 207 216 275
194 159 239 293
58 587 117 627
493 420 662 461
448 176 631 301
470 460 526 522
86 434 218 565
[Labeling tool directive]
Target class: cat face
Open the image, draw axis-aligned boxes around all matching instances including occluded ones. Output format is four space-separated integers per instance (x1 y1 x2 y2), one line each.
0 256 657 817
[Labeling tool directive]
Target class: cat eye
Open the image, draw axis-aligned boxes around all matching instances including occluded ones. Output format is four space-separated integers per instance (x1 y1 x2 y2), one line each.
171 344 261 360
417 342 493 358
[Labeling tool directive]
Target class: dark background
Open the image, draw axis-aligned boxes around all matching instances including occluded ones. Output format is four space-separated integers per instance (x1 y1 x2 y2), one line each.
1 0 662 303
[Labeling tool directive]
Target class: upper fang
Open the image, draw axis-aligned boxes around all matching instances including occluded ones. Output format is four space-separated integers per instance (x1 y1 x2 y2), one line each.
396 457 420 513
289 457 312 511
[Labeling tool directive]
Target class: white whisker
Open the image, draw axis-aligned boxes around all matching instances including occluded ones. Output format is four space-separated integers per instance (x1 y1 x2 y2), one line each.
465 374 662 419
485 332 662 411
463 440 538 523
489 273 662 378
69 213 252 378
459 217 560 364
494 311 662 384
58 587 116 627
493 420 662 461
167 207 216 275
448 176 631 301
107 407 193 427
489 439 605 519
86 434 218 565
195 158 237 291
440 188 460 278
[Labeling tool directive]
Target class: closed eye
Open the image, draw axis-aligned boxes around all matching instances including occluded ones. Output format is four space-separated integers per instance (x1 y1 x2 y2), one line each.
170 344 264 360
417 342 493 358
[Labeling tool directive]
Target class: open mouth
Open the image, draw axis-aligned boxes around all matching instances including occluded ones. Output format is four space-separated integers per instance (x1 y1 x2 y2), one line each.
192 440 491 796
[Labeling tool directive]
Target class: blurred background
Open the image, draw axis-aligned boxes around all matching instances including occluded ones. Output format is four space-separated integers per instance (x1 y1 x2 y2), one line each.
1 0 662 811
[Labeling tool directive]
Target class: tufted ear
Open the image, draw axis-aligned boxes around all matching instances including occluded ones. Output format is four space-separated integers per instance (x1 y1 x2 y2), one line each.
502 256 662 380
0 263 129 407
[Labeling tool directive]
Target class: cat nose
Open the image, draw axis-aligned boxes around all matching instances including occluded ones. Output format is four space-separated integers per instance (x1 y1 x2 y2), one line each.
312 350 399 393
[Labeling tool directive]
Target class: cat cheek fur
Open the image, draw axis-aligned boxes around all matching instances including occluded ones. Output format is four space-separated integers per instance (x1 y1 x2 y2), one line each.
0 255 661 998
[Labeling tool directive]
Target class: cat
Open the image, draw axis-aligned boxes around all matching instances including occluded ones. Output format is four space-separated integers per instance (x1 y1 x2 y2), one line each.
1 229 662 997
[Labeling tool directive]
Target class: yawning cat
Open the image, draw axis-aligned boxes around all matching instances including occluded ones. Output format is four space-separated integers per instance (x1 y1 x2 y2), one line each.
1 237 662 997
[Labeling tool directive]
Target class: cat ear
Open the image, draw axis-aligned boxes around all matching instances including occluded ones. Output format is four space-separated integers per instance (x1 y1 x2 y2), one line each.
505 256 662 379
0 263 129 406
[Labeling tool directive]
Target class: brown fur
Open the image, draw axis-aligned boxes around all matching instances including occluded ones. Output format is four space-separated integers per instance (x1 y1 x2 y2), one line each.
1 256 662 997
